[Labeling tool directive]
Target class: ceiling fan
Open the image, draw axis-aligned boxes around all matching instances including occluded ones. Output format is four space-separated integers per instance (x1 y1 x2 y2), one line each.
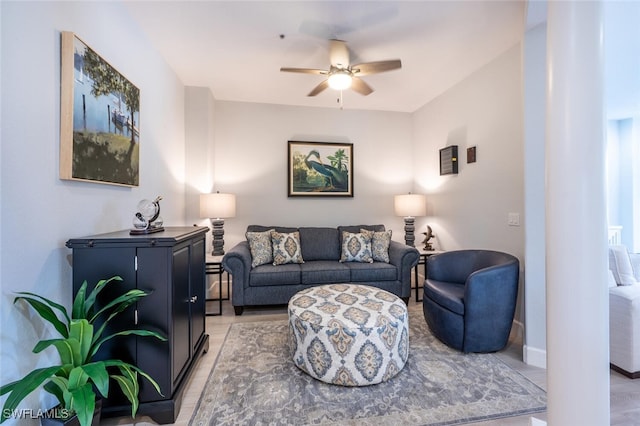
280 39 402 97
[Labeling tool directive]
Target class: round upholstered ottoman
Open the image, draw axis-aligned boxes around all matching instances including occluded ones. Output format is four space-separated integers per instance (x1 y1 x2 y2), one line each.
287 283 409 386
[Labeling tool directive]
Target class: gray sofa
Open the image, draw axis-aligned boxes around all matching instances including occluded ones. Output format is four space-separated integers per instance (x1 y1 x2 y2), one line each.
222 224 420 315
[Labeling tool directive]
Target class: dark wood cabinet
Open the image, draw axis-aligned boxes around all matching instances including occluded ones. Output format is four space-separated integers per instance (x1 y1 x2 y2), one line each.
66 227 209 424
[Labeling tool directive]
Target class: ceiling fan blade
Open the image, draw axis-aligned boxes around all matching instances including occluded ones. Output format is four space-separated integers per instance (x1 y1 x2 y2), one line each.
329 39 350 68
352 59 402 76
280 67 327 75
350 77 373 96
307 80 329 97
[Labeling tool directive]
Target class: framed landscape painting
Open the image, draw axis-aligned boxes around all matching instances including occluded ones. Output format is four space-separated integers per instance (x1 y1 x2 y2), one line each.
59 31 140 187
288 141 354 197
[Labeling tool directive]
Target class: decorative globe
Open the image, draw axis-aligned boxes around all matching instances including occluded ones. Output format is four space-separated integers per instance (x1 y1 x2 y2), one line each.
137 199 159 221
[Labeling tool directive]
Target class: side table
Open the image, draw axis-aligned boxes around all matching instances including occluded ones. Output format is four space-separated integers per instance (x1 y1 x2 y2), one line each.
413 249 443 302
205 254 230 316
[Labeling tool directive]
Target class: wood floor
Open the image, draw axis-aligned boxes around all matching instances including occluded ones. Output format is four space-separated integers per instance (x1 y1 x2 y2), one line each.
103 290 640 426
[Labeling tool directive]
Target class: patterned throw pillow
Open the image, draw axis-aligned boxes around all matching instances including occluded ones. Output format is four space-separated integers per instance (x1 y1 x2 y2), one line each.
272 231 304 265
366 229 392 263
340 230 374 263
246 229 274 268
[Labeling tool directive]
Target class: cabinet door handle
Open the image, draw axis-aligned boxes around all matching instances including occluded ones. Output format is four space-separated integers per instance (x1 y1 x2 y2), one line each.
190 296 198 303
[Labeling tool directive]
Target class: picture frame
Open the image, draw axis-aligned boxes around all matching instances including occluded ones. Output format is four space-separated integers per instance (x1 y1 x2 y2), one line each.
439 145 458 175
467 146 477 164
288 141 354 197
60 31 140 187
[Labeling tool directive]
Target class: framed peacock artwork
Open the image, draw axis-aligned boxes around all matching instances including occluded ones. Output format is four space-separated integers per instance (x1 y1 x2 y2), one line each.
288 141 354 197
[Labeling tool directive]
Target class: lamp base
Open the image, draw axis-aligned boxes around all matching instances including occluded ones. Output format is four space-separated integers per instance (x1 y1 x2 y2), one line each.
403 217 415 247
211 219 225 256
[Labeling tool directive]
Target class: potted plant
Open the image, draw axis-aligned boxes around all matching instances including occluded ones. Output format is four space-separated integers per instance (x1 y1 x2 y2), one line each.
0 276 166 426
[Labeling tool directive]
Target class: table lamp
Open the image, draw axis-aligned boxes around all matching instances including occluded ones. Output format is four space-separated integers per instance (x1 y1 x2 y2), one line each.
394 193 426 247
200 192 236 256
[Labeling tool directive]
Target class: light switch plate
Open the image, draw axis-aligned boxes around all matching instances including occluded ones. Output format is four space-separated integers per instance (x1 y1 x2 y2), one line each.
508 213 520 226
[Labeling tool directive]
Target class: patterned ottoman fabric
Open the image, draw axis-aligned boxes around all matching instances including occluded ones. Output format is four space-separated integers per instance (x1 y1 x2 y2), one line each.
288 284 409 386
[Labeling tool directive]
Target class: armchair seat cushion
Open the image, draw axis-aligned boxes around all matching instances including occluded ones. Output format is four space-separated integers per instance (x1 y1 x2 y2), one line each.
424 279 465 315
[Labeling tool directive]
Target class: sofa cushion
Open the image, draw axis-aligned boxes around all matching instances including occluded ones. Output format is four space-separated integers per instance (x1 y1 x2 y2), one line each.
345 262 397 282
250 263 301 287
424 279 465 315
272 231 304 265
609 245 639 286
300 261 350 285
368 229 392 263
246 229 274 268
299 227 340 261
340 230 374 263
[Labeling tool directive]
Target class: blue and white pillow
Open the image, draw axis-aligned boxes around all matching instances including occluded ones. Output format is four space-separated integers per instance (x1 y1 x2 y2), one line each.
367 229 392 263
272 231 304 265
340 230 374 263
246 229 274 268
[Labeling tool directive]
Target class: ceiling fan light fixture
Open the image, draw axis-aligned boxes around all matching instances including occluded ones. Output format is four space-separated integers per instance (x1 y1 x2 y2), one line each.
327 71 352 90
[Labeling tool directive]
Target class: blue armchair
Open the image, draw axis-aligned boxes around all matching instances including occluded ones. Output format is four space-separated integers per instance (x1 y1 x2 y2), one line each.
422 250 520 353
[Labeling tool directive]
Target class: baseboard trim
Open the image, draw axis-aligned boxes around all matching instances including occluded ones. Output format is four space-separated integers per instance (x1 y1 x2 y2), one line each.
523 344 547 369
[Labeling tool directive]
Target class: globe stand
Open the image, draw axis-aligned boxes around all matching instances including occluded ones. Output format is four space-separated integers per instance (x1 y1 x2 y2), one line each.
130 225 165 235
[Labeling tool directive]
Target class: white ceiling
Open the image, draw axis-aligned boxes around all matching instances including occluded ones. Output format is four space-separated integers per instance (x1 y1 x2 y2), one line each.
122 1 639 117
122 0 525 113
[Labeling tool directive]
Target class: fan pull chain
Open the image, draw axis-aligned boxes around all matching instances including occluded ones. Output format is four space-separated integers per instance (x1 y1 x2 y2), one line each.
337 90 344 110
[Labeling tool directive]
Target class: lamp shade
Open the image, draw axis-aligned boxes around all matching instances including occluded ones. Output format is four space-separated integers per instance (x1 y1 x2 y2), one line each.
200 193 236 219
394 194 426 217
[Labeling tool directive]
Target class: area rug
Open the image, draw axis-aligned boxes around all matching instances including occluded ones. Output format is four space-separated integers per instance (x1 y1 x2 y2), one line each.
191 309 546 425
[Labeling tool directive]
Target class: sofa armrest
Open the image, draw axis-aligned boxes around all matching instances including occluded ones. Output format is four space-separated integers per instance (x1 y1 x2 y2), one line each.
388 241 419 296
222 241 252 306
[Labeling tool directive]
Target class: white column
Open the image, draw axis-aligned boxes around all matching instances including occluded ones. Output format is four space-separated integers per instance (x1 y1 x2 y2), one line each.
546 1 609 425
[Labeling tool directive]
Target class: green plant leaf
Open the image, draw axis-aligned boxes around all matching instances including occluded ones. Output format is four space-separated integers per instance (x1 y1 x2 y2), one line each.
43 379 65 407
79 362 110 398
90 329 166 359
103 360 164 398
33 338 81 367
68 383 95 426
71 281 88 320
14 294 69 338
89 289 148 324
0 366 63 422
83 276 123 319
110 365 139 417
67 366 89 391
69 320 93 364
91 295 141 344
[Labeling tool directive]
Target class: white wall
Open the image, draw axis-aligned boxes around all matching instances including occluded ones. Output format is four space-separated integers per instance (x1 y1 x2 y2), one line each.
411 45 525 322
522 23 547 368
0 2 186 420
185 86 217 232
212 101 415 250
412 45 524 255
